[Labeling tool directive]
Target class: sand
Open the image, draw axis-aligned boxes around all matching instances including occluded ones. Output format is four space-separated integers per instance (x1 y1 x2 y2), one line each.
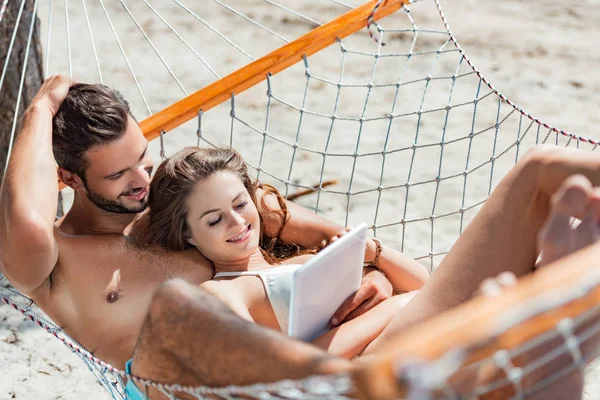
1 0 599 398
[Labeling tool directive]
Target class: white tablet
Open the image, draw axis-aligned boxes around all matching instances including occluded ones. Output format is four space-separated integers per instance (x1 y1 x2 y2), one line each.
288 223 367 341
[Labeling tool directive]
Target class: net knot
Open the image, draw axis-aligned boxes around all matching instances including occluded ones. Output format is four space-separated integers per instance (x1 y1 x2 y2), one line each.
508 367 523 384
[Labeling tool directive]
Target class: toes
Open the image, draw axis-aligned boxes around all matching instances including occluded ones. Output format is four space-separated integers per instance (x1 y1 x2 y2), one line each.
588 188 600 221
573 187 600 247
550 175 593 219
539 175 594 265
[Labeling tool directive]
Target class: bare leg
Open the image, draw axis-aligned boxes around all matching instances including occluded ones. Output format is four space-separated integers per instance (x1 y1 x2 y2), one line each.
373 145 600 346
365 173 600 399
130 279 351 391
481 175 600 400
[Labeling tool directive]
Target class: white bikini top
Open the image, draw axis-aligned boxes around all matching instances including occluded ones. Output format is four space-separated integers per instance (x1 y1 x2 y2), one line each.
213 264 302 335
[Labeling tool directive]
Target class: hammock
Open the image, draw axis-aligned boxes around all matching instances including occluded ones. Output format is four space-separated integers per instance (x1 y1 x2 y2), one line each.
0 0 599 398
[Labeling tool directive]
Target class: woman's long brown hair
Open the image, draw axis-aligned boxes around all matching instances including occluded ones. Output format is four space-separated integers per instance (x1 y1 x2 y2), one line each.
146 146 315 264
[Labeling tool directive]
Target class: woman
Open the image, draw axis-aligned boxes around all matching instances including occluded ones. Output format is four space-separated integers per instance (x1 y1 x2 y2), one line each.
146 146 430 358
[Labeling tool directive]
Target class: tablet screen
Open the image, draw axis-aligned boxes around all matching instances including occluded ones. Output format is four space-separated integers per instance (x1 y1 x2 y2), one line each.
288 224 367 341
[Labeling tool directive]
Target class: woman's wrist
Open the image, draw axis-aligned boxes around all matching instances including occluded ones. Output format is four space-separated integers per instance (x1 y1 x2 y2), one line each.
364 238 383 272
364 237 377 260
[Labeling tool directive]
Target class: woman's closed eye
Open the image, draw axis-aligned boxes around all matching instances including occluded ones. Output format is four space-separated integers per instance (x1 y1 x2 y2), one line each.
235 201 248 209
208 216 222 227
207 201 247 226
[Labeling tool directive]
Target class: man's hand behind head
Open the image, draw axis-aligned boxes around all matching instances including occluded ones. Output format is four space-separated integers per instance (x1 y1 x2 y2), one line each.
29 75 76 116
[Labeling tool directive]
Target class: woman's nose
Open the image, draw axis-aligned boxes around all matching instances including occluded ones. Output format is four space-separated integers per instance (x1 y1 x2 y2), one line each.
229 211 246 227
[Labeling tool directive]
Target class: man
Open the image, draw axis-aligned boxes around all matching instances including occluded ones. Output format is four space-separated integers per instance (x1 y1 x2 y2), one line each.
0 75 393 370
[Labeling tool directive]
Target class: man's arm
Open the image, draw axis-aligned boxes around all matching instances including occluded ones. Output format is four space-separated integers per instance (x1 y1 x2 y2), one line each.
0 75 73 293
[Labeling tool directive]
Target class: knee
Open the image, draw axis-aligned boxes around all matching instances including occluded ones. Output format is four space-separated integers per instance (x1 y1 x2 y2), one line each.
147 279 235 326
517 144 566 190
148 279 197 322
520 144 567 171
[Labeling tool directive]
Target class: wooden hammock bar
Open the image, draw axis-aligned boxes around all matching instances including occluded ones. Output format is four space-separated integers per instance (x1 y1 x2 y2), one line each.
138 0 408 141
57 0 407 189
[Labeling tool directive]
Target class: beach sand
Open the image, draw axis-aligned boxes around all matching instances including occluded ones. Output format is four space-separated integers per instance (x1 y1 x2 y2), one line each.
1 0 600 398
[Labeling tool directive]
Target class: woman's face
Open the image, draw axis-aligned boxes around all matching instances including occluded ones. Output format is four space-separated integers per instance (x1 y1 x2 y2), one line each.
185 171 260 263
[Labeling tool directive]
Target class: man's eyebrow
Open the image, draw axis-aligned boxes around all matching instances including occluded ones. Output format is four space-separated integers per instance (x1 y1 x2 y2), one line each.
102 144 148 179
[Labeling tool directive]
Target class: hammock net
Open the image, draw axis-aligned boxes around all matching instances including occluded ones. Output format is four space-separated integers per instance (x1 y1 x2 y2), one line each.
1 0 599 398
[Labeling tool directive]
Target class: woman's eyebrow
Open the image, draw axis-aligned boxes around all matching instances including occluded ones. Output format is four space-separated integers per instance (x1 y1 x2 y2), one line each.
199 208 220 219
231 191 245 203
199 191 246 219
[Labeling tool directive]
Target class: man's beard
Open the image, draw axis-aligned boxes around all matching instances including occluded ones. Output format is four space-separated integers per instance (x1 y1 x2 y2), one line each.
83 181 148 214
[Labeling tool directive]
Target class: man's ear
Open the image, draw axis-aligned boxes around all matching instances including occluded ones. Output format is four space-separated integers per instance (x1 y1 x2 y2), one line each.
58 168 84 190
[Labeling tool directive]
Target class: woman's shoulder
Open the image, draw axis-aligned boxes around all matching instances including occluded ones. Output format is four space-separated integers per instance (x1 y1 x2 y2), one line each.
200 278 256 321
201 278 246 306
200 278 226 294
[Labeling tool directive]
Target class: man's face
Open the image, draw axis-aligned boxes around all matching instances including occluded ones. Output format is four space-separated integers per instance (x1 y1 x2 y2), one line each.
81 116 154 214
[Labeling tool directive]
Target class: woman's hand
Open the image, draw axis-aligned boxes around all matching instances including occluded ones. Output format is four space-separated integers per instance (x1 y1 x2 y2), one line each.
319 227 351 249
330 267 393 326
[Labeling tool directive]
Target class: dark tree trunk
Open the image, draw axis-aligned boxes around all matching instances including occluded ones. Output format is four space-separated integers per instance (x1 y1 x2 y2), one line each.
0 0 44 182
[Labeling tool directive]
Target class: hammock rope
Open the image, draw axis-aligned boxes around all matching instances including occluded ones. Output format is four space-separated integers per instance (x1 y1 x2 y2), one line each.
3 269 600 399
1 0 599 398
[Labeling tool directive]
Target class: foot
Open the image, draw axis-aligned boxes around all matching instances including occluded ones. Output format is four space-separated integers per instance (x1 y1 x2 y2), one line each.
538 174 600 267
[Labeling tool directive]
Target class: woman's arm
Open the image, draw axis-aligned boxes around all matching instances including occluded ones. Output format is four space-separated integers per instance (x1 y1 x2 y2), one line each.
326 228 430 293
311 297 404 359
367 239 430 292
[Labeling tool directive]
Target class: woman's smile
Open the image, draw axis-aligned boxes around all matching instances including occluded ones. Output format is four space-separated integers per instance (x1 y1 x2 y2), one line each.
227 224 252 244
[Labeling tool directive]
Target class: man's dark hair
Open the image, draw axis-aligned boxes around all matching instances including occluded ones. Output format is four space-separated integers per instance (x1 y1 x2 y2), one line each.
52 84 132 179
